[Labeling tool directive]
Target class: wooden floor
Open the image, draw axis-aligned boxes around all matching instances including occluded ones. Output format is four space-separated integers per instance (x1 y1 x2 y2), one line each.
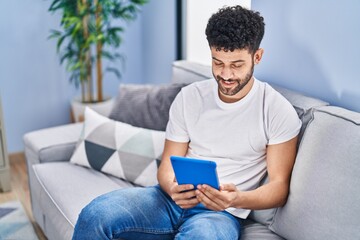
0 152 47 240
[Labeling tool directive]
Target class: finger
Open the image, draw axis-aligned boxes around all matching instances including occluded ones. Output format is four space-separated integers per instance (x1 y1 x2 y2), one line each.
220 183 236 192
178 197 199 206
196 189 223 211
198 184 221 200
177 197 199 209
197 185 231 210
172 189 197 202
174 189 197 200
175 184 194 193
170 184 193 198
202 184 234 206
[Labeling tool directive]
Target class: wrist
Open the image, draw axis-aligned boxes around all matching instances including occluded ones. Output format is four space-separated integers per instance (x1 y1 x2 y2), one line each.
159 178 176 196
232 190 244 209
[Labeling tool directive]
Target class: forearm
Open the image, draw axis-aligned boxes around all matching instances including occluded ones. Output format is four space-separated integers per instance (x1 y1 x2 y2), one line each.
234 180 290 210
157 160 175 195
157 139 189 195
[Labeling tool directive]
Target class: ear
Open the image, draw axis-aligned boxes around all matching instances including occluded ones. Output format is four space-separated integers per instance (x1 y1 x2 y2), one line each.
253 48 264 65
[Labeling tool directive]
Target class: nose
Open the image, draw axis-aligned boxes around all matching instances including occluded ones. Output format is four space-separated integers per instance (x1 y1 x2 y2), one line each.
220 66 234 80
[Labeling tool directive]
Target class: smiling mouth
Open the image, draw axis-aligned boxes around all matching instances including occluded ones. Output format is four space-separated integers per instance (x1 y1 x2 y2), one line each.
222 79 237 86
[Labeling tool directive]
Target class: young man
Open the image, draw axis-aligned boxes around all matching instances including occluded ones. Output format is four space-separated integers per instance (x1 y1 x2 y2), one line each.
73 5 301 240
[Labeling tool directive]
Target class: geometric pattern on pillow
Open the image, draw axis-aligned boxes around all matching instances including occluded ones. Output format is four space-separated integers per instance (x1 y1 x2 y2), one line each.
70 107 165 187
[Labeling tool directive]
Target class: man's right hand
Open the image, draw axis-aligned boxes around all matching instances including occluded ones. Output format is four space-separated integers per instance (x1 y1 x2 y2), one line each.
169 183 200 209
157 140 195 208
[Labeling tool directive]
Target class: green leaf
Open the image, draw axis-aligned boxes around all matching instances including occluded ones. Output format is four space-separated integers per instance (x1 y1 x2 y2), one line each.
48 29 62 39
48 0 62 12
56 35 67 52
101 50 115 61
105 67 122 79
131 0 148 5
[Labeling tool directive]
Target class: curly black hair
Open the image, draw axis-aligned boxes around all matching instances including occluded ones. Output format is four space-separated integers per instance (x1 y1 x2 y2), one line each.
205 5 265 54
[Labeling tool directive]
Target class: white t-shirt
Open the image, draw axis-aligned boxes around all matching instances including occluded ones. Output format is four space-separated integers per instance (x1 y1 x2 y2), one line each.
165 78 301 218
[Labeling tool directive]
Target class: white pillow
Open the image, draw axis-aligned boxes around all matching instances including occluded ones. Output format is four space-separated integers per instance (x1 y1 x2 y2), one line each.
70 107 165 187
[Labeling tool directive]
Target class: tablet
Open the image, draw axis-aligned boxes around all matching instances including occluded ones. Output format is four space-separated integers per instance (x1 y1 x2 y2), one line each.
170 156 220 190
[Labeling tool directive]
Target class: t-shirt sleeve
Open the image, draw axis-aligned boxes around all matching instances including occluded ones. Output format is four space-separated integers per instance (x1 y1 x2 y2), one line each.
267 93 302 145
165 91 190 143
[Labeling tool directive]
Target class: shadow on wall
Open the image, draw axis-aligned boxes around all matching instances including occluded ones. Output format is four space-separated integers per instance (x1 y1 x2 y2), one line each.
253 0 360 112
341 90 360 112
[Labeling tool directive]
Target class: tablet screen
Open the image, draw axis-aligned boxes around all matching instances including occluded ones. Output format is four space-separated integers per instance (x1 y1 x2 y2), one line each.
170 156 220 189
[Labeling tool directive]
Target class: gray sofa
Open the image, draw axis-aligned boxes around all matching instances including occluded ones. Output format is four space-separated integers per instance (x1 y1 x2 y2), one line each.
24 61 360 240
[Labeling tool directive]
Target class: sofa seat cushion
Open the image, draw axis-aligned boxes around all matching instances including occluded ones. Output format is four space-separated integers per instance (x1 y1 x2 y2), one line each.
241 219 284 240
32 162 134 238
270 106 360 240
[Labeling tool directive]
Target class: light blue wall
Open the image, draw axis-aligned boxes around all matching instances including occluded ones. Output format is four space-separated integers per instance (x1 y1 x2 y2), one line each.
0 1 75 153
141 0 177 84
252 0 360 112
0 0 176 153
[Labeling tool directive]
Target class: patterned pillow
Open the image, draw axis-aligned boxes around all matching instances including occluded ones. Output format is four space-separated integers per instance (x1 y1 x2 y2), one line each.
70 107 165 187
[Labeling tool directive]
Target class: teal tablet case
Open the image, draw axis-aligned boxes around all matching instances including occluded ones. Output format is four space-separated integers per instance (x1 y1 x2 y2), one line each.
170 156 219 189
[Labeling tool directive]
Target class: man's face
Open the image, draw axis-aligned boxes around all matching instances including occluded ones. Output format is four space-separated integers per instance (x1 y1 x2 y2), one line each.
211 47 262 103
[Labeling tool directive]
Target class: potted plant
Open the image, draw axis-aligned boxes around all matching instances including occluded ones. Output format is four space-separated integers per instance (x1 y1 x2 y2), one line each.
48 0 147 121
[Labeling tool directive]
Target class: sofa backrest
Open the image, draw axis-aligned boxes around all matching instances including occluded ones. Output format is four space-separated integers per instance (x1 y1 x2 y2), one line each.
171 60 213 84
269 106 360 240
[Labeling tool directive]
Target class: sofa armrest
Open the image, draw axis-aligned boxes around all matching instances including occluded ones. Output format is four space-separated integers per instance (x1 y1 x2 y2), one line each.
24 123 83 166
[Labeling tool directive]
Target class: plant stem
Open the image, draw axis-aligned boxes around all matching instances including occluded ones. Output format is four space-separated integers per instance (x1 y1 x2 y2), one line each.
81 78 85 103
95 0 103 102
81 0 93 103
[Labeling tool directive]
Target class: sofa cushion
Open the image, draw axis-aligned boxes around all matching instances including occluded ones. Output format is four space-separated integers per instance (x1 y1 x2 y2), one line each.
109 83 186 131
269 106 360 240
70 107 165 187
241 219 284 240
32 162 134 238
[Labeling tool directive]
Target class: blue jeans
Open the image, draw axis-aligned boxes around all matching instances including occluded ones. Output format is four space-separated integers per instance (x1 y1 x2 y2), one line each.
73 185 242 240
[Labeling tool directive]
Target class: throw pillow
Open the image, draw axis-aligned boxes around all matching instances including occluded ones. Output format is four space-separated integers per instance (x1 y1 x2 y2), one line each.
108 83 186 131
70 107 165 187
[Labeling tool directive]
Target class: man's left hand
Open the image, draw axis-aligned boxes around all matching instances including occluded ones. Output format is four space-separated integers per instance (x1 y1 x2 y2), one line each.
195 183 239 211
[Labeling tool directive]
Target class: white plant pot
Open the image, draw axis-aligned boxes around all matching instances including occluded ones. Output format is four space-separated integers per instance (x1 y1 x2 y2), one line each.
71 97 115 122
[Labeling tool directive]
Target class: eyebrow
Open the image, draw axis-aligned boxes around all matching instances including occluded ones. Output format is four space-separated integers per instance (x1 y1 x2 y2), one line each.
212 57 245 63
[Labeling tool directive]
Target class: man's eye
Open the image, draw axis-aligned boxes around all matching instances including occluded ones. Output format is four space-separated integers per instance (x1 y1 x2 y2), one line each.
232 64 242 68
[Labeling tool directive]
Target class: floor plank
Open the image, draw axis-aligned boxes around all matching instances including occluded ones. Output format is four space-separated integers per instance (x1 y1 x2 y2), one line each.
0 152 47 240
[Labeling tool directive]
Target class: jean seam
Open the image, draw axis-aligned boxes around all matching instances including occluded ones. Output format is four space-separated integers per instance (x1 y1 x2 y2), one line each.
114 227 177 235
174 209 186 230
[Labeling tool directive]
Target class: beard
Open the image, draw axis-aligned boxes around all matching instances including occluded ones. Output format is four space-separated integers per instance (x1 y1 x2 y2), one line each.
214 64 254 96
